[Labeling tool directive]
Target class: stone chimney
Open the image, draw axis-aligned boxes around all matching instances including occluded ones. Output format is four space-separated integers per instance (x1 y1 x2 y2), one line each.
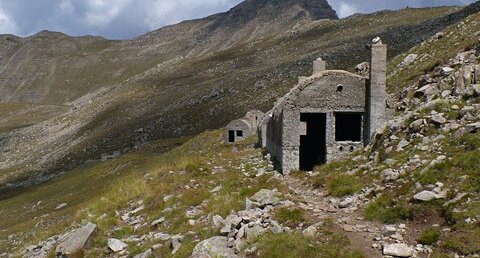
367 37 387 142
313 58 326 75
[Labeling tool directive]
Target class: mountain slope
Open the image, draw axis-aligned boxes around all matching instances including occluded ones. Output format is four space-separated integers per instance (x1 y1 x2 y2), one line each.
0 1 479 196
0 4 479 257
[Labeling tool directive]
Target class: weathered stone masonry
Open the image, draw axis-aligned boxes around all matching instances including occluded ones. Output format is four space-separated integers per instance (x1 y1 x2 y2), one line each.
259 39 388 173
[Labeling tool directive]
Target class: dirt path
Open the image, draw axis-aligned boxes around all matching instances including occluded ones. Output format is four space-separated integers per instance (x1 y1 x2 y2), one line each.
283 175 383 258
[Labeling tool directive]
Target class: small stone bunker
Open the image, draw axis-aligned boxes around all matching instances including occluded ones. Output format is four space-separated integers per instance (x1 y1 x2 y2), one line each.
225 110 265 143
259 39 388 173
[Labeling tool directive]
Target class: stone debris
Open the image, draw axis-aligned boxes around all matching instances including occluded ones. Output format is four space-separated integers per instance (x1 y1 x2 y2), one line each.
196 189 286 256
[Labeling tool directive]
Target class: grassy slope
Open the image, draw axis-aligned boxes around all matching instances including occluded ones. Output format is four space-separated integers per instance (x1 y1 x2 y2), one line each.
0 130 368 257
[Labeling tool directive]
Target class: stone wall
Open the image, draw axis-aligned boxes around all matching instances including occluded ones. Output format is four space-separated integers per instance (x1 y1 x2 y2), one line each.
245 110 265 129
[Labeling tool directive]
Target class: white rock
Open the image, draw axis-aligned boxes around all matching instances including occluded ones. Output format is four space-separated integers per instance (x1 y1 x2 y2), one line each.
339 197 355 208
153 232 171 241
151 217 165 228
414 191 438 202
250 189 281 207
108 238 128 253
385 225 397 232
441 67 454 76
191 236 240 258
55 203 68 210
212 215 225 229
400 54 418 66
431 114 447 125
398 139 410 149
383 243 414 257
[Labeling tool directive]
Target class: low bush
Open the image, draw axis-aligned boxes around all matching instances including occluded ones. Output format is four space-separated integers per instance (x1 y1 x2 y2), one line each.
442 228 480 255
327 174 362 197
419 228 441 245
364 194 411 223
273 207 307 228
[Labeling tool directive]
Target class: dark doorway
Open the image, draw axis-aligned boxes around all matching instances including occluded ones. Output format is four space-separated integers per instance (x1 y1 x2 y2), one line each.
228 130 235 142
335 113 362 141
300 113 327 171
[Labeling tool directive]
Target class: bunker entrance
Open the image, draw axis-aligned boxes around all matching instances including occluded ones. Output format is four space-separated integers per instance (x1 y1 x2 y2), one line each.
300 113 327 171
228 130 235 142
335 113 362 142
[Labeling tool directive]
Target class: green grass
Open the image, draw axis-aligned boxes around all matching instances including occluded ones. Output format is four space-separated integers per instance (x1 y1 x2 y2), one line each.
364 194 411 224
419 228 441 245
441 228 480 255
273 207 308 228
327 175 363 197
311 162 364 197
256 232 365 258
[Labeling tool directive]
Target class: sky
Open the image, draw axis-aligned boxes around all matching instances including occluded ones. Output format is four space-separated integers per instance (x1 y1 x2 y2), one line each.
0 0 476 39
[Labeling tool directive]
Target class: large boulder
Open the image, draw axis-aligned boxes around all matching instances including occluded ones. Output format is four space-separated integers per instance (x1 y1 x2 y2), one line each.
56 223 97 256
250 189 281 207
191 236 240 258
383 243 414 257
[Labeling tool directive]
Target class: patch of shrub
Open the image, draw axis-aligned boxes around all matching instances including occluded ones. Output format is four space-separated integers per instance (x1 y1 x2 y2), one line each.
419 228 441 245
327 175 362 197
181 188 210 206
364 194 411 223
273 207 307 227
442 228 480 255
185 163 200 173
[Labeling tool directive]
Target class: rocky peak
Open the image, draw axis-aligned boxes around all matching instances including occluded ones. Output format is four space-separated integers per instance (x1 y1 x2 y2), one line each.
225 0 338 22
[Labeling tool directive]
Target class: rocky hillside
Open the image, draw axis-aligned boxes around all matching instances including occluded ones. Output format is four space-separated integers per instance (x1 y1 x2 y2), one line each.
1 1 479 197
0 7 479 257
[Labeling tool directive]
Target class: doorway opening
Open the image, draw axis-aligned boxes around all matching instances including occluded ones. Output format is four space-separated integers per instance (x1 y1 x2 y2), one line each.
300 113 327 171
228 130 235 142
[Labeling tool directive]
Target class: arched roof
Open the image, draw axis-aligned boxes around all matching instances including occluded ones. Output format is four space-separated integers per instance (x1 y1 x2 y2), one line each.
226 118 253 132
271 70 366 115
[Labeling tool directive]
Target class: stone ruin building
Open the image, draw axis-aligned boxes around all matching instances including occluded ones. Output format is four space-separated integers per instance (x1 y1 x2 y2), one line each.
258 39 388 173
225 110 265 143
